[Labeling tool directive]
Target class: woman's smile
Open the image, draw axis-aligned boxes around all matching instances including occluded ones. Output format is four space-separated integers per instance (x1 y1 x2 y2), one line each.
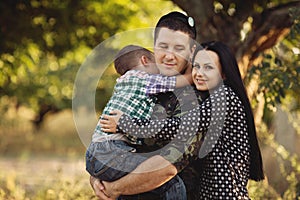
194 78 207 85
192 50 223 91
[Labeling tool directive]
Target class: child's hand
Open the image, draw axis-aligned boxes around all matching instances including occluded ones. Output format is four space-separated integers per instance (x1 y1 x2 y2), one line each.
184 63 193 84
100 110 124 133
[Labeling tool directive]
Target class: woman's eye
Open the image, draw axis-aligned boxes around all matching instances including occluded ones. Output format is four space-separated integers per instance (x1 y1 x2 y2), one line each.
204 65 213 70
193 64 201 69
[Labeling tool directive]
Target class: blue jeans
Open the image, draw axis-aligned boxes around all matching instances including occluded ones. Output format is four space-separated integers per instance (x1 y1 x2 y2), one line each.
119 175 187 200
86 140 146 181
86 140 186 199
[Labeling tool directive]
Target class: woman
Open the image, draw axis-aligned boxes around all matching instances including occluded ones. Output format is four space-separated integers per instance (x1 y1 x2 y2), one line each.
100 41 264 199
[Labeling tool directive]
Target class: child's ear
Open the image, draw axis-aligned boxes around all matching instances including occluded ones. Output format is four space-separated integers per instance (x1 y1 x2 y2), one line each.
140 55 148 66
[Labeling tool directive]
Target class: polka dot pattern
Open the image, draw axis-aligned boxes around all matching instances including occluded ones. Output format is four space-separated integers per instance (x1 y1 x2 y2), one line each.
119 85 251 199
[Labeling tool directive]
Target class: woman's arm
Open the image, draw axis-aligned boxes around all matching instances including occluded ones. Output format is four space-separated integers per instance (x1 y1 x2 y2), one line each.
101 85 227 162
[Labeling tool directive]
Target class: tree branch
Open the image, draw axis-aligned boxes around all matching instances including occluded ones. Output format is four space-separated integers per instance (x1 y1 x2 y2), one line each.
238 1 300 75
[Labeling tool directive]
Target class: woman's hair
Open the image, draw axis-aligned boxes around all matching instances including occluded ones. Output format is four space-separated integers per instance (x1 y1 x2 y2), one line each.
192 41 264 181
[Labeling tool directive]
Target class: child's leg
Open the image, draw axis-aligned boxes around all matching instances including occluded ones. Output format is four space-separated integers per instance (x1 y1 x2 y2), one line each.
86 140 148 181
162 175 187 200
118 176 187 200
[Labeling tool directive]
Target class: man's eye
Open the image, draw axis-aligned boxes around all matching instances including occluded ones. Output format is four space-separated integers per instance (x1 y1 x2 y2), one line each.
175 47 185 51
159 45 168 49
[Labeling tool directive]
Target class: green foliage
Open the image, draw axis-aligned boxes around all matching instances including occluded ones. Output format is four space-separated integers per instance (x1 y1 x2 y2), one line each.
246 6 300 113
0 0 179 123
0 163 95 200
1 0 300 199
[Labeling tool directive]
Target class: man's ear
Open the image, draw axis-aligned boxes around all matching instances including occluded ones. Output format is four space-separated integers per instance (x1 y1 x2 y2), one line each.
191 44 196 54
190 44 196 62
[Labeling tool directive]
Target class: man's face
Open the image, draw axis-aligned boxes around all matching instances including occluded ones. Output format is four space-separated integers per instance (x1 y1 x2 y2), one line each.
154 28 192 76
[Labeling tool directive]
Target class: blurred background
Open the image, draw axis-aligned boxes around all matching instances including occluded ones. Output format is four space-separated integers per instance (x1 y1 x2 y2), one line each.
0 0 300 199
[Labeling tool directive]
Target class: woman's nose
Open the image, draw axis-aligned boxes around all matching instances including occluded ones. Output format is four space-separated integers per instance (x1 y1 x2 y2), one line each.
194 67 204 75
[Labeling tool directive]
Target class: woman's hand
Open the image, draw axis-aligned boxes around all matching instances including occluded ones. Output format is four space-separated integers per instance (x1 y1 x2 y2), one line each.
100 110 124 133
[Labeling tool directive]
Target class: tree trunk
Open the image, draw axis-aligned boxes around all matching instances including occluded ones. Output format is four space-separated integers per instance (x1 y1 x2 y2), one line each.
171 0 300 77
171 0 300 134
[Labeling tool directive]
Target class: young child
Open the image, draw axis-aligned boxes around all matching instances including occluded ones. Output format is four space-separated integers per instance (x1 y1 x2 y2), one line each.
86 45 191 198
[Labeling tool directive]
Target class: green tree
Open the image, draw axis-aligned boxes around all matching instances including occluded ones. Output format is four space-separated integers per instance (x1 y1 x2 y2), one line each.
1 0 300 197
0 0 177 126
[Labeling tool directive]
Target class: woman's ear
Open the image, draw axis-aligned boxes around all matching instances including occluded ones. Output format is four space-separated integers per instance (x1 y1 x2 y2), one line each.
222 73 226 80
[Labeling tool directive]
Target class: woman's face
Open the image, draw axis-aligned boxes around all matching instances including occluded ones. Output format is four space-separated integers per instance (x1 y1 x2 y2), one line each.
192 50 224 91
154 27 192 76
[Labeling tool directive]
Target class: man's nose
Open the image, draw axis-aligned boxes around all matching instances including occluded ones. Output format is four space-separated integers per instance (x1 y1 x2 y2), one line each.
165 50 175 59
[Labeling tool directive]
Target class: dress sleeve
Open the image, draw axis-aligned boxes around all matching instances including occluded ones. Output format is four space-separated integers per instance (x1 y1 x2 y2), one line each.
145 74 176 95
118 86 228 170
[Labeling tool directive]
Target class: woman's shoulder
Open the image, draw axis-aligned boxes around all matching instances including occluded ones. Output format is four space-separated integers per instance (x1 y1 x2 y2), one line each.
223 84 244 108
213 84 235 98
222 84 238 98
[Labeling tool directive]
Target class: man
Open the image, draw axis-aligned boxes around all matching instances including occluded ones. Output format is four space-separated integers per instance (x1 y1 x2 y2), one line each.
91 11 201 200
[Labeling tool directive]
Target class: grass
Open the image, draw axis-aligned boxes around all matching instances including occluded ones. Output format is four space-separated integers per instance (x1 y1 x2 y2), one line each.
0 108 298 199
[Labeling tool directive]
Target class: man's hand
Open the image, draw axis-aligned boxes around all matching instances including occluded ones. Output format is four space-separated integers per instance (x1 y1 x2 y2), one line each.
100 110 123 133
90 176 115 200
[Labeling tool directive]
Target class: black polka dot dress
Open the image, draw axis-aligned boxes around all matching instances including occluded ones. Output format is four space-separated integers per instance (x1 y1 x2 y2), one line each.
118 84 251 199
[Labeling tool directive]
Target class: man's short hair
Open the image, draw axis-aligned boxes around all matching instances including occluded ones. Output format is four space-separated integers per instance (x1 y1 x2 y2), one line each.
154 11 197 44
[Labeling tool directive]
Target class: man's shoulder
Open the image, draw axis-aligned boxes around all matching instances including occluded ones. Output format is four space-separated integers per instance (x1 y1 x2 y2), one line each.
151 85 203 118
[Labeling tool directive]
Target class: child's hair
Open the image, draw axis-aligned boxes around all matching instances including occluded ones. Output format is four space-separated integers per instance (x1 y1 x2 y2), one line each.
154 11 197 46
114 45 155 75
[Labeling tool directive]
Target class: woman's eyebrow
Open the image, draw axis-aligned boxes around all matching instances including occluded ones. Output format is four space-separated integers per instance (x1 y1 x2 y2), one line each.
194 60 212 65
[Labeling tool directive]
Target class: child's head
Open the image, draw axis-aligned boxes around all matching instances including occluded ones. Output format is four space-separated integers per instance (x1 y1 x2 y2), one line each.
114 45 156 75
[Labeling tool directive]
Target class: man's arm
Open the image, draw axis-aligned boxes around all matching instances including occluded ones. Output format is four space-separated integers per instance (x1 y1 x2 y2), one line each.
100 155 177 198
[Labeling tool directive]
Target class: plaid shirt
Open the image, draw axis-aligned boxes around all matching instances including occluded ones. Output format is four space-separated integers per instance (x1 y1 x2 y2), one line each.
94 70 176 144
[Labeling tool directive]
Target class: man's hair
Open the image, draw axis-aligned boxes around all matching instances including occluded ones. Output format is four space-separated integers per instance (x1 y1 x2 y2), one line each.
114 45 154 75
154 11 197 45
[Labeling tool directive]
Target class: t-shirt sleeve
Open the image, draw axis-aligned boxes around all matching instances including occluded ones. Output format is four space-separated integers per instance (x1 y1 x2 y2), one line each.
145 74 176 95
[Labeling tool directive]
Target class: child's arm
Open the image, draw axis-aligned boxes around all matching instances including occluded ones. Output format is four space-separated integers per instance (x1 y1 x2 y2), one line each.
175 64 193 88
145 64 193 95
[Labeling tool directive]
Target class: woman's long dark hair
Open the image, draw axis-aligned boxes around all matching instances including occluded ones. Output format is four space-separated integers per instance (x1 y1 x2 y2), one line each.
192 41 264 181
